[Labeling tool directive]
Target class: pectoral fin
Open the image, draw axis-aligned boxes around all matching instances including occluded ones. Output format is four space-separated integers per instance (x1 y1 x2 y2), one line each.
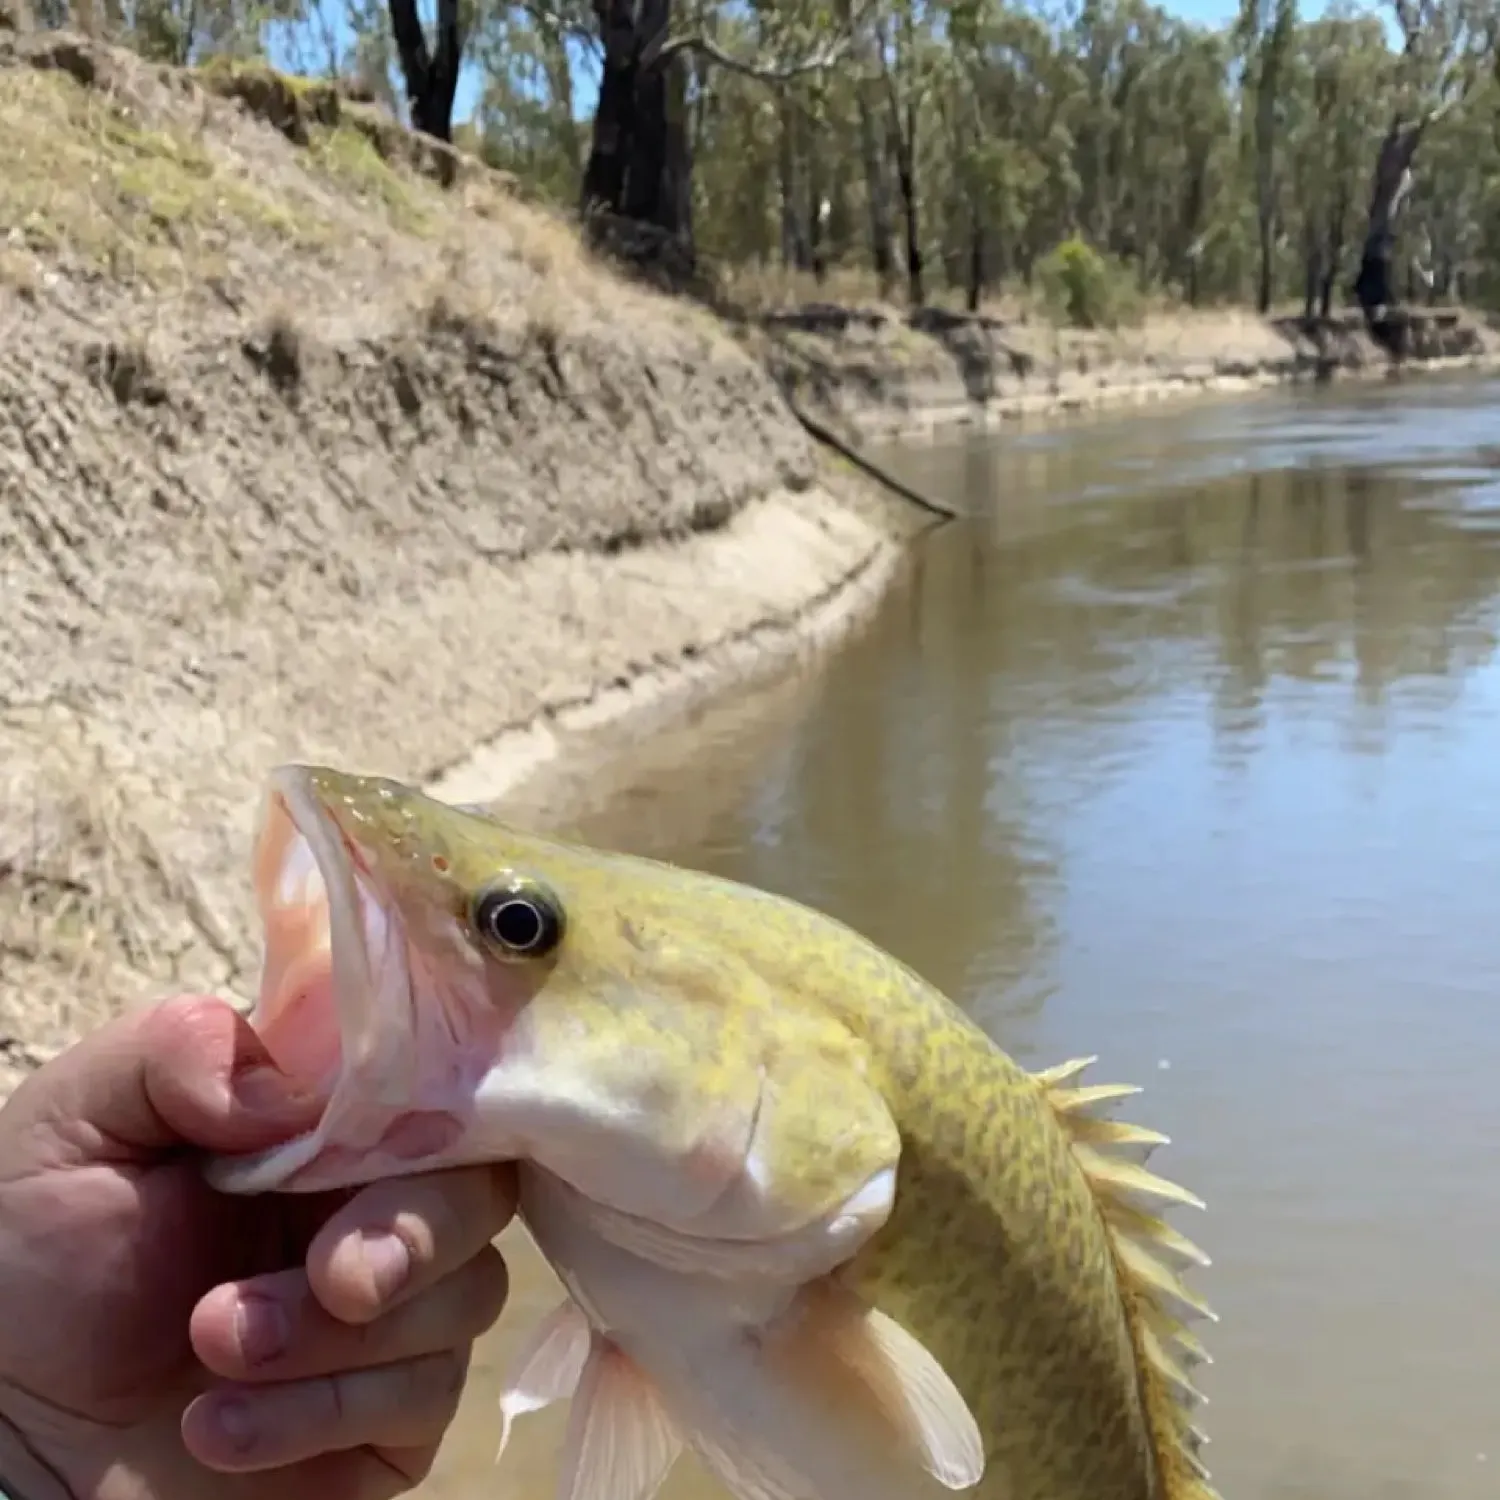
496 1297 592 1460
819 1292 985 1488
559 1336 684 1500
680 1280 984 1500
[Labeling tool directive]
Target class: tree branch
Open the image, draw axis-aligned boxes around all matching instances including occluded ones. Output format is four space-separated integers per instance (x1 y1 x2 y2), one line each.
516 0 605 56
652 29 854 79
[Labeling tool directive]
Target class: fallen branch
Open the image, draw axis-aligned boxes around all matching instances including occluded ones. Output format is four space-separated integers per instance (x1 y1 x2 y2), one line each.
779 387 960 525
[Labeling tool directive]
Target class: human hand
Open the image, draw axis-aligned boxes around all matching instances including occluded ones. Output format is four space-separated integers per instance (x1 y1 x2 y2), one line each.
0 995 517 1500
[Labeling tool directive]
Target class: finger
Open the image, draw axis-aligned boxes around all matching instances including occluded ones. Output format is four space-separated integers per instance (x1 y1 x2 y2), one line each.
190 1244 509 1383
0 995 318 1161
306 1163 518 1325
181 1348 470 1473
208 1449 441 1500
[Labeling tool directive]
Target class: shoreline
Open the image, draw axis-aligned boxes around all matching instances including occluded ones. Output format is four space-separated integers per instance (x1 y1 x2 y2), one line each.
425 316 1500 822
421 472 915 815
834 347 1500 447
762 304 1500 447
423 309 1500 825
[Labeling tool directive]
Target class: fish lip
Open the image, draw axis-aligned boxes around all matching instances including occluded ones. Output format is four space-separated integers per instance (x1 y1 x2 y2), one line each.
204 766 392 1194
264 764 379 1066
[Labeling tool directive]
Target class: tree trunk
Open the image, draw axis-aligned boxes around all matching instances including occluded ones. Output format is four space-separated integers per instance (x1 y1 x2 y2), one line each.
777 94 810 269
897 145 922 304
1256 209 1274 314
856 86 895 294
580 0 693 253
965 213 984 312
387 0 461 142
875 11 922 307
1353 117 1424 340
1319 189 1349 320
889 104 923 306
1301 231 1320 323
806 121 827 281
1250 43 1280 316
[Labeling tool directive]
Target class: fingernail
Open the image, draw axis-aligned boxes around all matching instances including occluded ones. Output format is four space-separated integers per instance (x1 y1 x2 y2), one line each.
234 1294 288 1366
231 1062 316 1120
360 1230 411 1300
212 1397 258 1454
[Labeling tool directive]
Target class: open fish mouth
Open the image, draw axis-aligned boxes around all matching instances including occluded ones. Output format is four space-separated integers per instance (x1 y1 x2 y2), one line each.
205 764 414 1193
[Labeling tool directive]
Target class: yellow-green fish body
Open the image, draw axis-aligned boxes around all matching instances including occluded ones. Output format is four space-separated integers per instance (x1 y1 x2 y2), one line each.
206 765 1218 1500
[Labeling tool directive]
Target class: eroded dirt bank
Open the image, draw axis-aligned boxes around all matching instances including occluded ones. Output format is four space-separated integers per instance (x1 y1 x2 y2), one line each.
763 303 1500 443
0 31 915 1094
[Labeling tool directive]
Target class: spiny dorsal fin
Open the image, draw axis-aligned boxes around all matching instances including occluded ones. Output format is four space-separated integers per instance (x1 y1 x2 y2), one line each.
1136 1294 1214 1369
1029 1055 1097 1089
1138 1322 1208 1409
1100 1199 1212 1269
1070 1145 1206 1213
1066 1115 1172 1163
1163 1321 1212 1367
1111 1234 1218 1328
1032 1056 1216 1500
1049 1083 1144 1117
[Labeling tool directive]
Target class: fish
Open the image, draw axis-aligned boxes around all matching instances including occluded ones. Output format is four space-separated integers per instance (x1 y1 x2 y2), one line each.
205 762 1219 1500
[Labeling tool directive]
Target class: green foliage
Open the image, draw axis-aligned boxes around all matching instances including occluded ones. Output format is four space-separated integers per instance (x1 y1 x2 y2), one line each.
30 0 1500 315
1035 237 1143 328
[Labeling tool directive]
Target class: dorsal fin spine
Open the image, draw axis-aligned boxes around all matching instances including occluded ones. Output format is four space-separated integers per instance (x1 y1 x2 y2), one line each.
1033 1057 1219 1500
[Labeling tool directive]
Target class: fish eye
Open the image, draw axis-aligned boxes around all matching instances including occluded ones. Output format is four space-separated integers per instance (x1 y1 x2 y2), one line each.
472 877 565 961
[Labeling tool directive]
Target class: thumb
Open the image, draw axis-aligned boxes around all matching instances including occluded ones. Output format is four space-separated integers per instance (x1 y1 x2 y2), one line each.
0 995 320 1161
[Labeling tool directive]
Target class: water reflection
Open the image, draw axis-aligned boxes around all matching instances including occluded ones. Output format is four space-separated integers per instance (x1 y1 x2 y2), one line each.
422 376 1500 1500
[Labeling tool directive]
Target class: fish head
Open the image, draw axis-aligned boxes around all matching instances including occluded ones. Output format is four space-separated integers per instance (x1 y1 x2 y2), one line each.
205 764 901 1264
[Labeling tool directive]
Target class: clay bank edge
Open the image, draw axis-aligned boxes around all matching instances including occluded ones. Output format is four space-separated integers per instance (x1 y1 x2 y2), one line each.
762 303 1500 445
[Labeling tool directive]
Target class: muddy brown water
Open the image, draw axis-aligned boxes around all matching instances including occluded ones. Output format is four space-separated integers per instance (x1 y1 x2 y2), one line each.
416 373 1500 1500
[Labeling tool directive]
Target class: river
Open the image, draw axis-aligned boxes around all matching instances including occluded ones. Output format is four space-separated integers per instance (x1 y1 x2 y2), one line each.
416 371 1500 1500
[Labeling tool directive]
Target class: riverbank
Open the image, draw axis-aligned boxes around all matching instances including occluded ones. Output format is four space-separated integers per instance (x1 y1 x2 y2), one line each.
1 27 1494 1094
0 31 923 1094
760 302 1500 445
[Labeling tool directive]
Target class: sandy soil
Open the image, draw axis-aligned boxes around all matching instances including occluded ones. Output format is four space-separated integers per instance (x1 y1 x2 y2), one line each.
1 27 1492 1095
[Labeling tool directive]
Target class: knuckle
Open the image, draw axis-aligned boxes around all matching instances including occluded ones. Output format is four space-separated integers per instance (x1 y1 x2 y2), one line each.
391 1169 501 1273
422 1167 496 1253
425 1162 516 1243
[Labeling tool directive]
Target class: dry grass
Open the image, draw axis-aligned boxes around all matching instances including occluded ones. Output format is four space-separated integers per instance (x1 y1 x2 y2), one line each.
0 32 690 342
0 705 256 1058
729 254 1349 382
718 259 1150 323
0 67 314 281
308 122 434 235
411 210 602 339
1 726 150 1000
719 261 1042 321
718 259 1196 332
